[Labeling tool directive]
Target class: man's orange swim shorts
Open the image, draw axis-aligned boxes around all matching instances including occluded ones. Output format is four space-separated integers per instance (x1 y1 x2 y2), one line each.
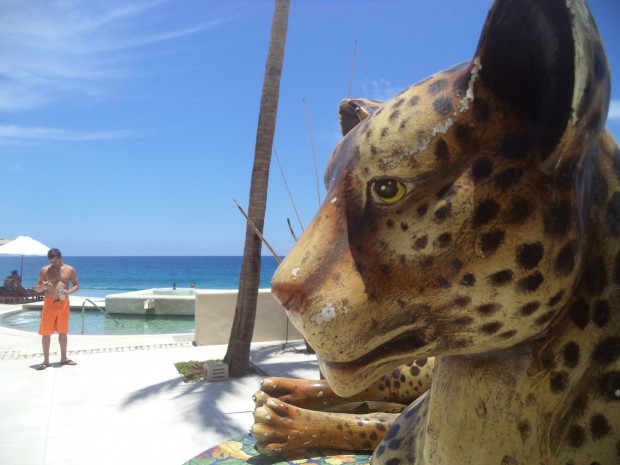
39 296 71 335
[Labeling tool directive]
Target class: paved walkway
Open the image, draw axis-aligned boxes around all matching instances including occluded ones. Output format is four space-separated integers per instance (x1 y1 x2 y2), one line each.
0 301 319 465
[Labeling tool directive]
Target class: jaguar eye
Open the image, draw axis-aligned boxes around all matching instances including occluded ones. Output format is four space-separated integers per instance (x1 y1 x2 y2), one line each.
371 178 407 204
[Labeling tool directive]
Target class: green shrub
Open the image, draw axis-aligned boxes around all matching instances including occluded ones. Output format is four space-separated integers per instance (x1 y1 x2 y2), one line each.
174 359 222 383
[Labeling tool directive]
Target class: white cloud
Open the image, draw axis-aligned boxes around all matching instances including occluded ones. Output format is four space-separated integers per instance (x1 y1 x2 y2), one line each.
5 162 23 174
0 0 223 113
361 78 405 103
0 125 136 142
608 99 620 122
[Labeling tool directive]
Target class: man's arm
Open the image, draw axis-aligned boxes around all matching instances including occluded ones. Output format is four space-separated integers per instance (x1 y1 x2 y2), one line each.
34 268 51 293
67 268 79 295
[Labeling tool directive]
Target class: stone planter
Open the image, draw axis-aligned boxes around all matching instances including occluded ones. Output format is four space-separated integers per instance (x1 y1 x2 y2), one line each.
204 362 228 382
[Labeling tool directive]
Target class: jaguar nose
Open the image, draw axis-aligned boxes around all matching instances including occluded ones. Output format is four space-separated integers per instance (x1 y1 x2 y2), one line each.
270 192 344 316
271 282 306 338
271 282 290 307
271 276 303 315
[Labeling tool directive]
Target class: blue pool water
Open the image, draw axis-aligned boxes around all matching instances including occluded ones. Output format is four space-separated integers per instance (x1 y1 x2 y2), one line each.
1 309 194 335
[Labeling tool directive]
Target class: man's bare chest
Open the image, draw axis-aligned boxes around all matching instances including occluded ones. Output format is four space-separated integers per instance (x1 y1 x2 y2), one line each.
46 266 69 282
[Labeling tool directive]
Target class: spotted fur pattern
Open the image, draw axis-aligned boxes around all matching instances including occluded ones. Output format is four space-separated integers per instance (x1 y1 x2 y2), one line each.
266 0 620 463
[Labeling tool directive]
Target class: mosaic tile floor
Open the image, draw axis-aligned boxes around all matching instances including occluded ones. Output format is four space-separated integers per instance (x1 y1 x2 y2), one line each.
184 434 371 465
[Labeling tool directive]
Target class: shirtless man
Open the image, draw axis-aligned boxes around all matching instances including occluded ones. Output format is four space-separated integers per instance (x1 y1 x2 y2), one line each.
34 248 80 370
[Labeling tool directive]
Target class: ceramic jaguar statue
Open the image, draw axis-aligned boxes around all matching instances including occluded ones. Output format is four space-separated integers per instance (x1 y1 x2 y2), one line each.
253 0 620 463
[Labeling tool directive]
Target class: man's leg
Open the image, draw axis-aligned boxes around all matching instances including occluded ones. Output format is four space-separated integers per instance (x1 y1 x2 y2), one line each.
58 333 76 365
41 335 51 366
59 333 68 362
38 297 54 369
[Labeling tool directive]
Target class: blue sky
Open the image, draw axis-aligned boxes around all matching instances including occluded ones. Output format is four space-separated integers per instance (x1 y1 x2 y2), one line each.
1 0 618 256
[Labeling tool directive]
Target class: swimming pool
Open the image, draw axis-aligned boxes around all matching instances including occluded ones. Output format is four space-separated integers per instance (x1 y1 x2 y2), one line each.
0 309 195 335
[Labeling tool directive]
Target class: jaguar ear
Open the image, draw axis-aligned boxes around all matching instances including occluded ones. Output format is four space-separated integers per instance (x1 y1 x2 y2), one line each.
338 98 383 136
474 0 610 170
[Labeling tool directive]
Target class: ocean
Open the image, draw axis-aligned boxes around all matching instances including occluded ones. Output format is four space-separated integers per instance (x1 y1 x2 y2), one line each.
0 256 281 298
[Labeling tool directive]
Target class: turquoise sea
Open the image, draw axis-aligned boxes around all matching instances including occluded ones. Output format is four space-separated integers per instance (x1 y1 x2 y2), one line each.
0 256 281 298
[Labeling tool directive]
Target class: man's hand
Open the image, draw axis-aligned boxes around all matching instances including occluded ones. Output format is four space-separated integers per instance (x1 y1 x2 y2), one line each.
36 281 52 292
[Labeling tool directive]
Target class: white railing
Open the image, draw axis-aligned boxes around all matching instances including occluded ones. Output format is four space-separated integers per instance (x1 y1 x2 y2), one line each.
81 299 123 334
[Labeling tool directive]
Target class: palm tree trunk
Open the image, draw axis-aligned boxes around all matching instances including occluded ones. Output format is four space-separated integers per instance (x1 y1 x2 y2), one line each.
223 0 290 377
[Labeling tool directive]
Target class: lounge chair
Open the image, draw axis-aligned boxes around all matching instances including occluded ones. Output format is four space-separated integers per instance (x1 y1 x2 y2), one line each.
1 276 44 303
19 286 44 301
0 287 18 304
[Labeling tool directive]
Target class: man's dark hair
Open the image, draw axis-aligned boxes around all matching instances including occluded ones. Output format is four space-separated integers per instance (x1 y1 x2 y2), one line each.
47 248 62 259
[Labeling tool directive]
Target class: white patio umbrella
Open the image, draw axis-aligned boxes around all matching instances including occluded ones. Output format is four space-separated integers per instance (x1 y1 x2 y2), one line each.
0 235 50 278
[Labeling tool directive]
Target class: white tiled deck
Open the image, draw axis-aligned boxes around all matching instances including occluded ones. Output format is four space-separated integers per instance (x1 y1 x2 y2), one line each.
0 300 319 465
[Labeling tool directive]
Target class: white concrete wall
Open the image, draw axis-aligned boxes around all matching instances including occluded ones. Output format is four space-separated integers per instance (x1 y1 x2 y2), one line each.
105 289 195 315
195 289 303 345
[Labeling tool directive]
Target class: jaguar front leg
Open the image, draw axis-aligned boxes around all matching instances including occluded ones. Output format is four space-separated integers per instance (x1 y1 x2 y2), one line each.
251 359 433 455
252 390 397 456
